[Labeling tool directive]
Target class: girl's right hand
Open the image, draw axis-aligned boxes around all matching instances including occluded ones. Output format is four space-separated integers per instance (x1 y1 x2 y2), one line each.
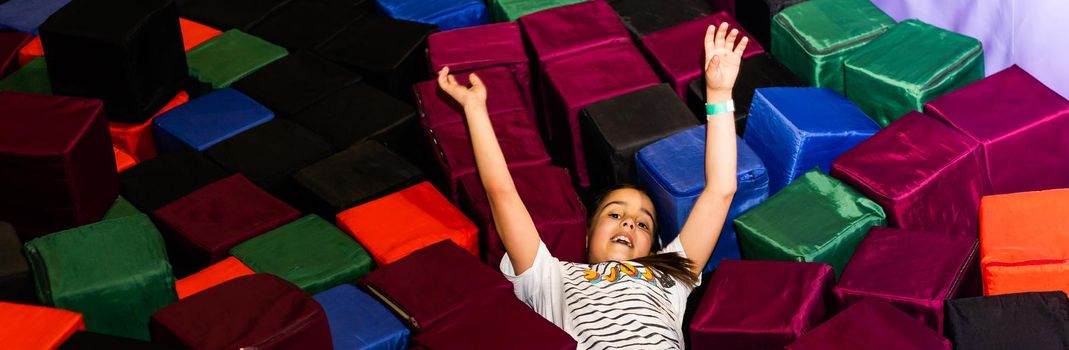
437 66 487 109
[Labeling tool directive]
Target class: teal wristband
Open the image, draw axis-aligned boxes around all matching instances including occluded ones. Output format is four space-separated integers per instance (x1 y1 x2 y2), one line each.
705 100 735 116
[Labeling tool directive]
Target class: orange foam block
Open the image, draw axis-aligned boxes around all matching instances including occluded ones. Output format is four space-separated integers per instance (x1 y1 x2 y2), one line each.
0 302 85 349
337 181 478 265
175 256 255 299
980 188 1069 296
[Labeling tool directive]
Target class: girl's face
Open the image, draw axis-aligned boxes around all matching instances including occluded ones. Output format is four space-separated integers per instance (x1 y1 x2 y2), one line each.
587 188 657 263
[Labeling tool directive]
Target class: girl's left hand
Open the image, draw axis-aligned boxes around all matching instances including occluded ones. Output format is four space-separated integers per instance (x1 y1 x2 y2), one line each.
704 22 748 103
437 66 487 109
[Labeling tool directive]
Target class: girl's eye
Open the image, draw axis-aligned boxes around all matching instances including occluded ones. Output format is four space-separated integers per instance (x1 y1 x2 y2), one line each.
638 222 649 230
608 213 621 219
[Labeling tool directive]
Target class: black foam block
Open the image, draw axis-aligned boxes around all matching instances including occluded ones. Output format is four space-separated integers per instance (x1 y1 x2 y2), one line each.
40 0 187 123
232 51 361 117
119 150 230 212
580 84 698 192
293 141 423 218
315 15 437 101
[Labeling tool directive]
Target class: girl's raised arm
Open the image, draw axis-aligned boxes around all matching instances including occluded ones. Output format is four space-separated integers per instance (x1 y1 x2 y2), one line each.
437 68 541 274
677 23 746 276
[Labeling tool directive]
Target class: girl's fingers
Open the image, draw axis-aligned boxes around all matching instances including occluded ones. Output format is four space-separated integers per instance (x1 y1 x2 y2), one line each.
704 25 716 59
437 67 450 87
715 22 728 50
725 29 739 52
469 73 484 88
733 37 749 56
447 74 458 87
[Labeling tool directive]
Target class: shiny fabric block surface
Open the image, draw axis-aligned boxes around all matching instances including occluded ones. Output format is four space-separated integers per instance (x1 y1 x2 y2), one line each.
980 189 1069 297
109 91 190 162
411 292 578 350
152 88 273 152
426 22 534 123
834 227 978 333
786 299 951 350
457 166 587 266
0 302 84 350
945 292 1069 350
292 141 424 218
175 0 290 30
233 51 362 117
358 240 513 330
16 35 43 66
743 87 879 193
375 0 486 30
102 196 141 220
770 0 894 94
289 83 424 168
830 112 988 237
607 0 717 36
541 42 661 186
185 29 288 93
230 215 373 295
641 12 765 98
421 110 550 197
59 330 179 350
517 0 630 62
0 57 51 94
337 181 479 265
247 0 374 51
686 53 805 134
0 31 31 78
23 214 177 340
580 84 699 191
113 146 138 172
40 0 187 123
174 256 254 299
414 66 531 128
151 174 300 275
843 19 984 126
924 65 1069 195
488 0 584 22
690 259 835 350
178 18 221 51
0 92 117 239
0 0 71 33
15 17 221 66
426 21 528 73
414 67 548 199
870 0 1013 78
204 119 333 198
734 0 808 48
636 126 768 271
0 223 33 303
150 274 332 350
315 16 437 100
118 150 230 213
313 284 409 350
734 169 887 277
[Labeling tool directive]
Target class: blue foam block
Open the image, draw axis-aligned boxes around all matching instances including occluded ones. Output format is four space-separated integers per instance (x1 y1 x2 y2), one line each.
313 284 410 350
636 125 770 272
375 0 487 31
0 0 72 33
153 88 273 152
743 87 880 193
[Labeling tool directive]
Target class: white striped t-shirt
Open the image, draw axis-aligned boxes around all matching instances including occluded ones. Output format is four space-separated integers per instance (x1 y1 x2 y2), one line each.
501 239 699 350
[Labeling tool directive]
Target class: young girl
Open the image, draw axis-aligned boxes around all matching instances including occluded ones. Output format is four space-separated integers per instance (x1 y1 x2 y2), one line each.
436 23 746 350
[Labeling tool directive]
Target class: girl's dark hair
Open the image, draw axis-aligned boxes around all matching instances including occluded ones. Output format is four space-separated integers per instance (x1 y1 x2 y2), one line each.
589 184 699 287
